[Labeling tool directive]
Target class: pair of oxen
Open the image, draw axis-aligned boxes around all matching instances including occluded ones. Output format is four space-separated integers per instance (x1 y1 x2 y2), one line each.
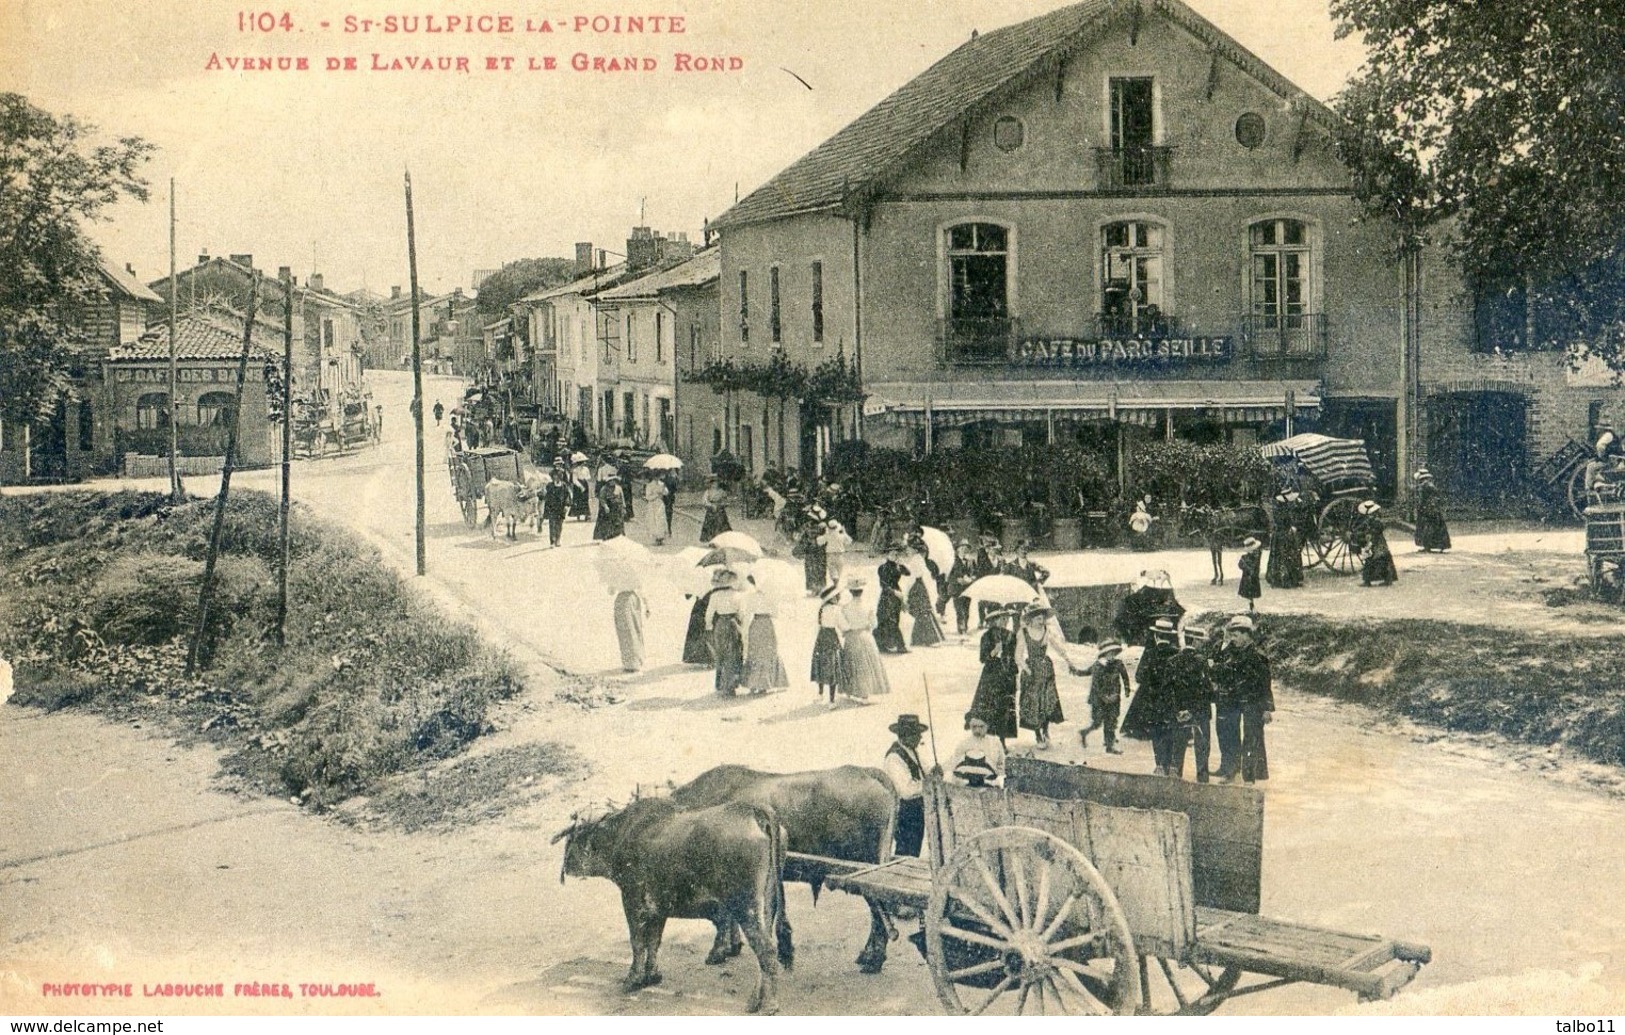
552 764 901 1015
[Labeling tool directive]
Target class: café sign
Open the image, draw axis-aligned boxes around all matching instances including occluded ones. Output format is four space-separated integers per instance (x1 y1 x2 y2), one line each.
1015 336 1233 367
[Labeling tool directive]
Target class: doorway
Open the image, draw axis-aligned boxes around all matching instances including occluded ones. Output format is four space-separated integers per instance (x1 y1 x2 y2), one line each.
1425 391 1528 503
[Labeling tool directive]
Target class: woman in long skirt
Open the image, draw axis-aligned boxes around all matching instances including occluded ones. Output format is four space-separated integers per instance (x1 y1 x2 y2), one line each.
740 576 789 695
1355 501 1398 586
811 585 847 704
700 477 733 542
1015 607 1065 749
902 546 945 647
838 579 891 699
1413 469 1452 552
643 477 669 546
612 588 646 672
1265 492 1304 589
969 609 1019 741
569 461 592 520
705 569 745 695
1237 537 1263 613
683 587 716 665
800 522 828 594
593 478 627 541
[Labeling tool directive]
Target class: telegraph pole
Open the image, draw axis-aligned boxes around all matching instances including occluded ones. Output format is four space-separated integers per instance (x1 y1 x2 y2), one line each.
168 178 180 500
405 171 426 576
275 269 294 647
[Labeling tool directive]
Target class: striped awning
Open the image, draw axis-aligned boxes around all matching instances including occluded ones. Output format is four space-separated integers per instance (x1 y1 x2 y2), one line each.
1260 433 1373 489
867 379 1320 427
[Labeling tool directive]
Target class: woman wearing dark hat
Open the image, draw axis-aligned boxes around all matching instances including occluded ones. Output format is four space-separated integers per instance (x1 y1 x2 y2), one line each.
969 607 1020 742
1266 491 1305 589
681 578 717 666
810 584 848 705
704 568 746 695
901 537 945 648
700 475 733 542
798 511 828 594
1015 605 1067 749
839 576 891 699
873 545 911 654
1237 536 1264 613
592 471 627 541
1354 500 1397 586
1412 469 1452 553
944 539 978 636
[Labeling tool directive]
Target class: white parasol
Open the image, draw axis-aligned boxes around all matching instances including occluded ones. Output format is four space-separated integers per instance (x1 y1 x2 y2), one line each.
592 535 654 593
706 530 764 561
919 526 955 573
643 453 684 472
961 574 1042 606
570 451 589 464
745 557 805 607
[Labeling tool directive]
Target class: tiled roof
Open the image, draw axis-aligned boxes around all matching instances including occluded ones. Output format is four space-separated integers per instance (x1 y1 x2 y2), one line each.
712 0 1339 230
524 262 631 303
107 310 279 362
596 248 719 300
98 260 164 303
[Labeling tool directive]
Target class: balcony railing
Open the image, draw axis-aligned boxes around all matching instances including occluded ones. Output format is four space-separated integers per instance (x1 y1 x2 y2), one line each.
1239 312 1328 359
1094 310 1183 339
936 316 1022 366
1095 146 1173 190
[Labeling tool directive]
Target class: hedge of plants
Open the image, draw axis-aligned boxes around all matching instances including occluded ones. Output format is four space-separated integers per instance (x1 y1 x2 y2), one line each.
0 490 523 808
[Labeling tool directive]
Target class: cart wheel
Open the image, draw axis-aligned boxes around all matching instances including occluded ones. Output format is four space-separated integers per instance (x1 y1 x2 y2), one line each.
1570 465 1591 519
461 496 479 527
1316 498 1363 575
1139 957 1242 1014
925 826 1141 1016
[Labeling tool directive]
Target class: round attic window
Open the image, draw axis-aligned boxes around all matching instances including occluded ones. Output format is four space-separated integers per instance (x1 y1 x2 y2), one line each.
993 116 1025 152
1235 112 1266 150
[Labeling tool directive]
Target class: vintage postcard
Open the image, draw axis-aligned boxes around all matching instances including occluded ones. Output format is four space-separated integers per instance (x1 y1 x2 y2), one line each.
1 0 1621 1022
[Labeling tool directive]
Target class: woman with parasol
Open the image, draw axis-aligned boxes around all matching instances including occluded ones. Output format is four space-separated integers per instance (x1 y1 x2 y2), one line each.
969 606 1020 743
704 568 746 696
568 453 592 521
1014 604 1072 749
642 474 669 545
700 475 733 542
901 533 944 647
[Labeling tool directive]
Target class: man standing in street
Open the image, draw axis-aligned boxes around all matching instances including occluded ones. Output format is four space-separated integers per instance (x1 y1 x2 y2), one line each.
541 466 571 547
1211 614 1274 782
881 714 930 857
1167 632 1215 782
432 399 444 426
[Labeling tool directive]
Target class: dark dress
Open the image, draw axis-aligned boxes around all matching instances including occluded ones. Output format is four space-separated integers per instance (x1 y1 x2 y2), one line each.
1113 587 1185 645
1265 504 1304 589
700 489 733 542
568 476 591 520
1122 640 1182 772
1356 514 1398 585
1237 549 1263 604
874 560 909 653
801 528 828 592
592 486 626 541
711 610 745 695
1016 628 1064 733
810 601 845 690
970 625 1019 739
1414 483 1452 552
683 590 716 665
945 556 976 634
906 563 944 647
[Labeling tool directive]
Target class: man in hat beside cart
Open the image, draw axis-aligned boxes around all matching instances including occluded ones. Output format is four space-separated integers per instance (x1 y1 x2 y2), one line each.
1211 615 1274 782
882 714 931 858
1122 618 1183 776
1354 500 1397 586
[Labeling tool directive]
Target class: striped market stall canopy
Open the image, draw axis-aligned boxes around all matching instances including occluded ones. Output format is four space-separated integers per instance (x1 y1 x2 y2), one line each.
1260 433 1374 492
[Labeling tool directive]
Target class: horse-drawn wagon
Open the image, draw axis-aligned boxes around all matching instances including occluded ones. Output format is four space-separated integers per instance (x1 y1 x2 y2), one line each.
447 445 522 527
1259 433 1380 575
802 758 1429 1014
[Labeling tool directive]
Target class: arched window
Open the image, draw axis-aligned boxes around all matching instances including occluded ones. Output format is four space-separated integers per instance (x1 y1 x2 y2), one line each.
1249 218 1319 355
942 222 1013 363
196 391 235 427
1100 220 1166 335
135 392 168 430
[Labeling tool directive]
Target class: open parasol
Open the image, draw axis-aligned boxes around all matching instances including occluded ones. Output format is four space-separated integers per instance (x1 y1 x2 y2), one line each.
745 558 805 607
919 526 955 573
961 574 1042 606
643 453 684 472
570 451 589 464
591 535 654 593
706 530 763 563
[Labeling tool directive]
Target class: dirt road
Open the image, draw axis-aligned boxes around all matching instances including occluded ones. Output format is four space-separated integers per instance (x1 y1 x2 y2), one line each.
3 370 1622 1016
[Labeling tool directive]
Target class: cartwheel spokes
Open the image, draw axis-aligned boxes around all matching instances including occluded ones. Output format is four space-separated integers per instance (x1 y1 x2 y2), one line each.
969 975 1016 1016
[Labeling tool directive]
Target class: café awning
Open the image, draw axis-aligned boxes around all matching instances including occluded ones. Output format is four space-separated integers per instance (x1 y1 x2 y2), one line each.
865 380 1321 428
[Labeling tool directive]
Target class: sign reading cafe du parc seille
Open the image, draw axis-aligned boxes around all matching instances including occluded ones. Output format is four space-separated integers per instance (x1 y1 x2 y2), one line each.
1013 336 1234 367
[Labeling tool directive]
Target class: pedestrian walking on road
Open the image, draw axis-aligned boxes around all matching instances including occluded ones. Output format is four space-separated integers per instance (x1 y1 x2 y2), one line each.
700 476 733 542
643 476 669 545
1413 469 1452 553
874 546 910 654
1079 639 1129 753
1355 501 1398 586
569 458 592 521
945 540 977 636
1167 634 1215 782
969 608 1019 743
1121 618 1183 776
838 577 890 700
1211 614 1274 782
612 588 648 673
739 575 789 695
1238 536 1264 613
1015 605 1070 750
705 568 745 696
593 473 628 541
433 399 444 426
1266 491 1305 589
819 519 851 588
541 466 571 547
661 470 678 538
810 584 848 705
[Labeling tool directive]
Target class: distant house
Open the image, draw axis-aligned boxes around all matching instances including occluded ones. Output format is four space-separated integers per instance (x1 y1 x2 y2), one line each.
382 287 483 376
104 308 280 475
0 260 162 484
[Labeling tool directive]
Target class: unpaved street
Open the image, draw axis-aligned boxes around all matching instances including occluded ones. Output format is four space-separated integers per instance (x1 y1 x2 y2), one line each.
3 370 1623 1016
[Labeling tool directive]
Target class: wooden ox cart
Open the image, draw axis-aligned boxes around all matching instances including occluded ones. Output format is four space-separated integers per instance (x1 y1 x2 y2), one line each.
795 758 1430 1015
447 446 523 527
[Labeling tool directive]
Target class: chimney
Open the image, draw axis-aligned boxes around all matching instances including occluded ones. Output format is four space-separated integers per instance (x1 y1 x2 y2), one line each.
277 265 292 282
597 249 607 270
627 226 658 272
310 273 324 292
575 242 594 277
229 253 253 269
198 249 211 265
391 285 402 300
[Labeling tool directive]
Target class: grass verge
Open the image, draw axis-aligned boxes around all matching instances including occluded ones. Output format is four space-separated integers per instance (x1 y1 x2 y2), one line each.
0 489 554 810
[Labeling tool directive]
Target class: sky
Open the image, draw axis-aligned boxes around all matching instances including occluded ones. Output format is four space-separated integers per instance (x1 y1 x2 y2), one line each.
2 0 1368 297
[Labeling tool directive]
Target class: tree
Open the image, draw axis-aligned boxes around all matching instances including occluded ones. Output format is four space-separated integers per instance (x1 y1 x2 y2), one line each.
0 93 154 425
1331 0 1625 360
474 257 577 317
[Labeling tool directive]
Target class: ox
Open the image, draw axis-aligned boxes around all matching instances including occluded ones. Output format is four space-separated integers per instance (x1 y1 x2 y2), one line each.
554 798 786 1014
484 478 533 539
520 465 550 534
669 764 900 974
